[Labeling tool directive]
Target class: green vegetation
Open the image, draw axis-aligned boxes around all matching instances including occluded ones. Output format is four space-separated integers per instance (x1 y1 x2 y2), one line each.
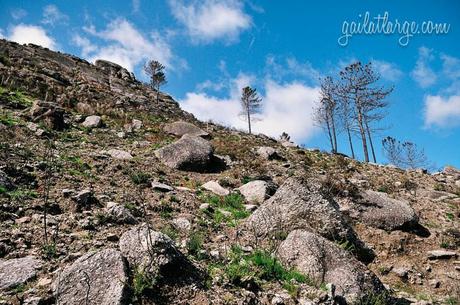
445 296 459 305
187 231 204 259
130 171 151 185
224 245 313 291
0 111 19 127
160 224 179 241
41 243 57 259
353 291 389 305
7 188 38 201
200 193 250 227
61 155 91 178
132 267 157 301
0 86 33 108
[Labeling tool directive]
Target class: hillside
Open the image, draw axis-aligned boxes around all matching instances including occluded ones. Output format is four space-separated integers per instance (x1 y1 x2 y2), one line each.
0 39 459 305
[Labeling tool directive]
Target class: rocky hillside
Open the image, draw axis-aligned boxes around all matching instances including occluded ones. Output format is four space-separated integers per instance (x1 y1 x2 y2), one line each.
0 39 459 305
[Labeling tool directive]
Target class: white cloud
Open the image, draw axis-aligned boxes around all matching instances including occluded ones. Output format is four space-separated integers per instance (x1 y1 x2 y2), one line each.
11 8 27 20
180 73 319 142
373 59 403 81
42 5 68 26
7 24 56 50
75 18 175 72
411 46 437 88
169 0 252 44
424 95 460 128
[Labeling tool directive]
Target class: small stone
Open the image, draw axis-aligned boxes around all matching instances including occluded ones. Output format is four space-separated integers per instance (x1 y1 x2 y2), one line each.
151 181 174 192
116 131 126 138
256 146 282 160
244 204 258 212
202 181 229 196
81 115 102 128
105 149 133 160
209 250 220 260
271 295 284 305
15 216 31 224
172 217 191 231
61 188 74 197
199 203 210 210
392 267 409 278
427 250 457 260
37 277 52 287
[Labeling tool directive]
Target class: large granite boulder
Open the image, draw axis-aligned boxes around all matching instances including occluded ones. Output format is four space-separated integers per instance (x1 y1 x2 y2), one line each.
53 249 129 305
278 230 385 304
163 121 209 138
349 190 419 231
119 224 181 276
155 134 214 172
245 178 369 259
0 256 42 291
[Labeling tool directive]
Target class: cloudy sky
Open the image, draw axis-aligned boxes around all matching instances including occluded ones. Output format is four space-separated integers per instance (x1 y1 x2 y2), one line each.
1 0 459 168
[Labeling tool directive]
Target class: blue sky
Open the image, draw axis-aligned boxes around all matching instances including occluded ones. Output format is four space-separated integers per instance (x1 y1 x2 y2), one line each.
1 0 459 169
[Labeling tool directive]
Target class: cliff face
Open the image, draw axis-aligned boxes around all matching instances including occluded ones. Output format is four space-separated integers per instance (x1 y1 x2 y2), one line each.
0 40 459 305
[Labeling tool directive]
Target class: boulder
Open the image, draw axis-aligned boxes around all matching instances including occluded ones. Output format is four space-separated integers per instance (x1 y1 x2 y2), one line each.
202 181 229 196
155 134 214 172
163 121 209 138
245 178 365 254
105 149 133 160
238 180 273 204
82 115 102 128
53 249 129 305
277 230 385 304
256 146 283 160
119 224 181 275
106 203 137 224
124 119 142 133
350 190 419 231
0 256 42 291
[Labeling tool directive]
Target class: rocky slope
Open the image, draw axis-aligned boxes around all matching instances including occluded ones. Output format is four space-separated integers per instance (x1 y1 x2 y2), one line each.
0 39 459 305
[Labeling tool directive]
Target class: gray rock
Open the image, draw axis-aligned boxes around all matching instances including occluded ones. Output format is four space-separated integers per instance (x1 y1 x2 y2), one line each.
155 134 214 171
202 181 229 196
245 178 365 254
172 217 191 231
125 119 142 132
350 190 419 231
427 250 457 260
82 115 102 128
151 181 174 192
392 267 409 278
163 121 209 138
119 224 181 275
277 230 385 304
256 146 282 160
107 203 137 224
0 256 42 291
105 149 133 160
53 249 129 305
238 180 271 204
72 189 98 210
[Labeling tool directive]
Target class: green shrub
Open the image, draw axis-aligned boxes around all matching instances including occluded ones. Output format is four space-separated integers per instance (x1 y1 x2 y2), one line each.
187 231 204 259
161 224 179 241
132 267 156 299
130 171 151 185
200 193 250 227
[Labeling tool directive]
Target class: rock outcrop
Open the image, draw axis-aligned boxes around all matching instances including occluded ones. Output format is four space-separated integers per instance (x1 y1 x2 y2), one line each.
277 230 385 304
238 180 274 204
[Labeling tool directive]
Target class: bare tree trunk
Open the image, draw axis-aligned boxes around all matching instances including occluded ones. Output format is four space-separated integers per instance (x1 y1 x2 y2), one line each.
331 115 338 153
325 119 334 153
357 110 369 162
365 118 377 163
346 126 355 159
247 108 252 134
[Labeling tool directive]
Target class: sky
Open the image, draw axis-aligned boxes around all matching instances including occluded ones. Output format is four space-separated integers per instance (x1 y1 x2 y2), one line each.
0 0 459 169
